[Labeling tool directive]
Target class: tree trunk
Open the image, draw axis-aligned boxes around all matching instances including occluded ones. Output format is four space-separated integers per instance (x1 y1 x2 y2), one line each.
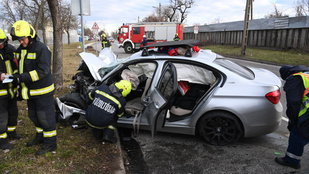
42 27 47 45
67 31 71 45
47 0 63 91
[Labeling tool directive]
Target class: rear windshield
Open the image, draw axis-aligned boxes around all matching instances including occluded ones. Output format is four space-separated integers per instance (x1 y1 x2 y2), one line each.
214 58 255 80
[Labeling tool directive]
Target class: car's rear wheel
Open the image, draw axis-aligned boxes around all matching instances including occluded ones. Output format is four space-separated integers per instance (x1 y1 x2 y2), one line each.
56 93 88 126
198 111 243 146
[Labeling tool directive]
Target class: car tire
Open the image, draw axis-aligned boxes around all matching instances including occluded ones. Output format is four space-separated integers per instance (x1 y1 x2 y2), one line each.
124 43 133 53
56 93 88 126
198 111 243 146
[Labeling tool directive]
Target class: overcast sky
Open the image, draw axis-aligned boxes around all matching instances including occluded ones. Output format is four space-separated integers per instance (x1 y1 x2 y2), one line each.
76 0 296 35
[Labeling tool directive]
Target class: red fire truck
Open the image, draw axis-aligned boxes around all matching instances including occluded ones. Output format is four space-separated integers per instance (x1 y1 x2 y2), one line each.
117 22 183 53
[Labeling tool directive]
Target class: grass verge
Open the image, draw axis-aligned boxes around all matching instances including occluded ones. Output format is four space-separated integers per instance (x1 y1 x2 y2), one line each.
203 45 309 66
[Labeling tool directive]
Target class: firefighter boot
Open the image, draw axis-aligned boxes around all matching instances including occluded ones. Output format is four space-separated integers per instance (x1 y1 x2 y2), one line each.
0 138 13 150
35 143 57 156
26 133 44 147
8 131 23 140
102 134 117 144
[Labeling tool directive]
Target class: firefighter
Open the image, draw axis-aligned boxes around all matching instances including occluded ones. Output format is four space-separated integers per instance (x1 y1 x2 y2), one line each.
0 28 22 150
173 33 181 41
275 65 309 169
101 33 111 49
141 35 147 47
85 80 132 144
10 20 57 155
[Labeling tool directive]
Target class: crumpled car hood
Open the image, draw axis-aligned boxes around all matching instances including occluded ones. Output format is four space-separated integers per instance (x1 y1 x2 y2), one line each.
79 48 116 81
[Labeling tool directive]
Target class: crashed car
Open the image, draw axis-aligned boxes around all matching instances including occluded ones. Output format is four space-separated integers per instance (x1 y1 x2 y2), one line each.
56 40 283 145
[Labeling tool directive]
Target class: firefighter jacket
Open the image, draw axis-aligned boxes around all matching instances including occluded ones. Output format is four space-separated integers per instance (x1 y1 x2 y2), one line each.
141 37 147 47
101 39 111 49
280 65 309 130
293 71 309 138
173 36 181 41
0 44 18 99
15 40 54 100
85 84 126 129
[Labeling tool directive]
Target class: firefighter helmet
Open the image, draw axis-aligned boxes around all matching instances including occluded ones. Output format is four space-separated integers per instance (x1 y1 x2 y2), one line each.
101 33 106 38
10 20 36 41
0 29 7 44
115 80 132 97
175 33 178 37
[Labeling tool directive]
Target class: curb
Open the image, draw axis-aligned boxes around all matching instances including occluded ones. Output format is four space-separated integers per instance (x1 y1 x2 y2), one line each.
114 128 126 174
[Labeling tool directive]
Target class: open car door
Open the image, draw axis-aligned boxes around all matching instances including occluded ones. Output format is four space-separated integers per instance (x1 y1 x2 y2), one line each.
141 62 178 137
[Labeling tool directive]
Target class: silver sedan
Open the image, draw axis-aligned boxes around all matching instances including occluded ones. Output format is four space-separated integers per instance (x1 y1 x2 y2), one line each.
98 40 283 146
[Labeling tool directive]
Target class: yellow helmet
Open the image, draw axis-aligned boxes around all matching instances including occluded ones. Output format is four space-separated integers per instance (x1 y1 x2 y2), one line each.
101 33 106 38
0 29 7 44
10 20 36 41
175 33 178 37
115 80 132 97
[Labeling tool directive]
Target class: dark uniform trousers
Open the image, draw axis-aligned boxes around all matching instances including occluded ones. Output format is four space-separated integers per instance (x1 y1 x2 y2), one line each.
27 94 56 145
0 97 18 136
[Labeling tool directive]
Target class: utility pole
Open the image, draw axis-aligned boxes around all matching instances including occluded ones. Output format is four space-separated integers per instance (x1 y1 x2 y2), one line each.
159 3 162 22
153 3 162 22
241 0 252 55
80 0 85 52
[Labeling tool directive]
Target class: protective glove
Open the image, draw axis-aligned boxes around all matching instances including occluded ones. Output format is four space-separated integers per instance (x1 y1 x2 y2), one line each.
9 74 21 85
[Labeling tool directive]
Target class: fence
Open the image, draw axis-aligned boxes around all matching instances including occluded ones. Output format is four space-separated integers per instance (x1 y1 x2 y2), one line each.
184 28 309 51
183 17 309 52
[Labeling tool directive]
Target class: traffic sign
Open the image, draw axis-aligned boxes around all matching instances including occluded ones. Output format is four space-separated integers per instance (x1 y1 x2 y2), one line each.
194 24 199 34
193 24 199 31
92 22 99 29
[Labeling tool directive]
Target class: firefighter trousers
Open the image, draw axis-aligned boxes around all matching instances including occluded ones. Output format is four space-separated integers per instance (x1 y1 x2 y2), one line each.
91 119 117 140
0 97 18 136
27 94 57 145
285 126 309 165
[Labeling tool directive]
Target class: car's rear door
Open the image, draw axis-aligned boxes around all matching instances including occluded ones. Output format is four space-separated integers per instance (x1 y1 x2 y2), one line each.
142 62 177 136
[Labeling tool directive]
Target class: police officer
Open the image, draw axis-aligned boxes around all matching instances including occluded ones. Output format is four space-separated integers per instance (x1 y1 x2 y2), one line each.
275 65 309 169
173 33 181 41
86 80 132 144
10 20 57 155
0 28 22 150
101 33 111 49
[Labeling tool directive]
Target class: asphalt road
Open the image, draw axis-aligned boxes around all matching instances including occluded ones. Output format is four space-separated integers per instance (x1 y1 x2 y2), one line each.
97 42 309 174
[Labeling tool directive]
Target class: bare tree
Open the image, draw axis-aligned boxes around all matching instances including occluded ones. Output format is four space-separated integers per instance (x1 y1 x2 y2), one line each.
47 0 63 90
61 1 78 45
0 0 29 28
142 13 161 22
295 0 309 16
14 0 51 44
177 0 194 24
264 3 289 18
161 0 179 22
151 0 194 24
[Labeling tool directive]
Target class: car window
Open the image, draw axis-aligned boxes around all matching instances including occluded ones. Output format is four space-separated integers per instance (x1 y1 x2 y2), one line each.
214 58 255 80
157 63 176 100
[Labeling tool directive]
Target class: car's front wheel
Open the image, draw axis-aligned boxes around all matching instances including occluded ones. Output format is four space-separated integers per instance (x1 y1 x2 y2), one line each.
124 43 133 53
198 111 243 146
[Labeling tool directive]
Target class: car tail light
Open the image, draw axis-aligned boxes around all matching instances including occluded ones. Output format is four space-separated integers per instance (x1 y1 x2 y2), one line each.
265 89 281 104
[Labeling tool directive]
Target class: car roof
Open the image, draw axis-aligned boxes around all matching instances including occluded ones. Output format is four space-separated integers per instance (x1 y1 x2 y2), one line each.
126 40 218 64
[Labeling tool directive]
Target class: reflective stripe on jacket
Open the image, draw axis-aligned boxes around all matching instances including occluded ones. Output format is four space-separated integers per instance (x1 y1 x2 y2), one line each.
15 41 54 99
0 44 18 99
86 85 126 128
